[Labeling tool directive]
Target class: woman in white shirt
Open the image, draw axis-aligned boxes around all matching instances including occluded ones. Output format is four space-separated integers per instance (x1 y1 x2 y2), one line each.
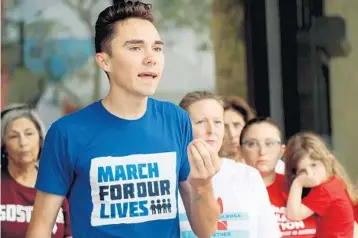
178 91 280 238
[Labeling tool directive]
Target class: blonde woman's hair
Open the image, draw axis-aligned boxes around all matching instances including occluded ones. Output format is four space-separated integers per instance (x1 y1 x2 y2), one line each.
179 91 224 111
284 131 358 205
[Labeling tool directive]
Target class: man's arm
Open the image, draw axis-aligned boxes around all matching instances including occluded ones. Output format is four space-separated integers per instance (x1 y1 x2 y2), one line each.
180 139 221 238
180 181 220 238
177 112 220 237
26 191 65 238
27 123 75 237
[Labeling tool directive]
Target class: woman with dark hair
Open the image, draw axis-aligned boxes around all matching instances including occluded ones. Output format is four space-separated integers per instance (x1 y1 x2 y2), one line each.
222 96 285 174
221 96 256 162
240 117 317 237
1 104 72 238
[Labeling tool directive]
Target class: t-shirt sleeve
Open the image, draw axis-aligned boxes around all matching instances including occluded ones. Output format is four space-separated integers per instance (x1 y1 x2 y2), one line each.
178 112 193 182
302 185 331 216
35 123 75 196
252 169 281 238
62 199 72 236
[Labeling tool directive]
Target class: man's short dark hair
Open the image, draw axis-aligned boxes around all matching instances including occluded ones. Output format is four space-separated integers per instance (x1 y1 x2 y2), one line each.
95 1 154 55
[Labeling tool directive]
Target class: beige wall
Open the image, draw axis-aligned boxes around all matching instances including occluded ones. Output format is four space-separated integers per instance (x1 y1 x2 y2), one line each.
326 0 358 183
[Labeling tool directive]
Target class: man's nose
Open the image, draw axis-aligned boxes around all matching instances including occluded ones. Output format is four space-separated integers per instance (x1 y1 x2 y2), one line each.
143 50 157 66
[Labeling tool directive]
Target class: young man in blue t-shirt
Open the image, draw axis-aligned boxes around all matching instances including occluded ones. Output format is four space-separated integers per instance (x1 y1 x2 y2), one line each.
26 1 220 238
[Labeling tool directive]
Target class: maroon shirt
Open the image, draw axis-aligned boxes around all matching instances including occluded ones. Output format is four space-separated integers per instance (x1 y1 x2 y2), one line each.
1 169 72 237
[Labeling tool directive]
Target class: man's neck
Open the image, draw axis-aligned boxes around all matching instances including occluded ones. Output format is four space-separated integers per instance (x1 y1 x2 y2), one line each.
103 86 148 120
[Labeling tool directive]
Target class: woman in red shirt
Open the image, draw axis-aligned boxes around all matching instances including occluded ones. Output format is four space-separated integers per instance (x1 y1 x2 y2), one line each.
239 117 317 237
285 132 358 238
1 104 72 238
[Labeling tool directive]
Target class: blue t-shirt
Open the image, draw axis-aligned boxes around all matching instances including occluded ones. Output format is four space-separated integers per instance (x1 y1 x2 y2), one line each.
36 98 193 238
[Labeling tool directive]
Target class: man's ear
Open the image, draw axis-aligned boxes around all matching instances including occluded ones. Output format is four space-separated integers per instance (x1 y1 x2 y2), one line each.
95 52 112 73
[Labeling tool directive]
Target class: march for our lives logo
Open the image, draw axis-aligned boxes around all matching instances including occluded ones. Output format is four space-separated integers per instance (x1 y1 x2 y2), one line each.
89 152 177 226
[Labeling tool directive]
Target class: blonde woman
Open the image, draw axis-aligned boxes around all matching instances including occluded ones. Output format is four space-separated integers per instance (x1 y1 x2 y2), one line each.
178 91 280 238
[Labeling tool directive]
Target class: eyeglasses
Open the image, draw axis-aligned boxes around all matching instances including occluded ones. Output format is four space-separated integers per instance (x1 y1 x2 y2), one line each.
241 139 281 151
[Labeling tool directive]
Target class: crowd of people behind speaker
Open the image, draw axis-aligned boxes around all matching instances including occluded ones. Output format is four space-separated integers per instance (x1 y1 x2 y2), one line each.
2 93 358 238
182 92 358 238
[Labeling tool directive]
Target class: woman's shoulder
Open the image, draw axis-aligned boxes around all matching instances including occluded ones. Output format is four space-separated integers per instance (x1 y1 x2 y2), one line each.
1 168 11 191
221 158 250 171
220 158 262 180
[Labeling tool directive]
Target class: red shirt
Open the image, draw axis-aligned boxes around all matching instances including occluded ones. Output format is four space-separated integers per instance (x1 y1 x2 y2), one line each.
1 169 72 238
267 173 317 238
302 176 354 238
354 204 358 222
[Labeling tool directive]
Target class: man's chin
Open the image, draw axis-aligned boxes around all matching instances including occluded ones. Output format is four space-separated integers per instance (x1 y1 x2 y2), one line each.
135 88 158 98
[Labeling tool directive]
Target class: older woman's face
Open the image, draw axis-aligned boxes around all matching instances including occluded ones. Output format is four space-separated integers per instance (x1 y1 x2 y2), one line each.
4 117 40 167
223 109 245 156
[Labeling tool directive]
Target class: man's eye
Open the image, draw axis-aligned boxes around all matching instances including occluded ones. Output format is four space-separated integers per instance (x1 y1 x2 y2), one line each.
153 46 163 52
130 46 141 51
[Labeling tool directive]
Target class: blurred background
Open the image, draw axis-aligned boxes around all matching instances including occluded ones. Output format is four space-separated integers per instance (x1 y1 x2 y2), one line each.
1 0 357 181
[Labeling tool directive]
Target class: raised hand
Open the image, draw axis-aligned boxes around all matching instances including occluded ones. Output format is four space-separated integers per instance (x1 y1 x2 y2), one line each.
187 138 222 194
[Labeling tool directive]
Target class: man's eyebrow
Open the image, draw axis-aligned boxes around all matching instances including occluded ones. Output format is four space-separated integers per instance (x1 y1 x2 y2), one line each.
154 40 164 45
123 39 164 46
123 39 144 46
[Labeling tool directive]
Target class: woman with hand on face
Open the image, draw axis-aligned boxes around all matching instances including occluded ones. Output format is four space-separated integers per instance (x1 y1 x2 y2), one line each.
240 117 317 238
178 91 280 238
1 104 72 238
222 96 285 174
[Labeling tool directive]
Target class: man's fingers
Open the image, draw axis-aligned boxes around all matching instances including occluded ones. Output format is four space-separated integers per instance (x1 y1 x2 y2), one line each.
189 143 207 177
193 140 216 176
188 138 221 180
201 141 221 173
187 145 198 176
